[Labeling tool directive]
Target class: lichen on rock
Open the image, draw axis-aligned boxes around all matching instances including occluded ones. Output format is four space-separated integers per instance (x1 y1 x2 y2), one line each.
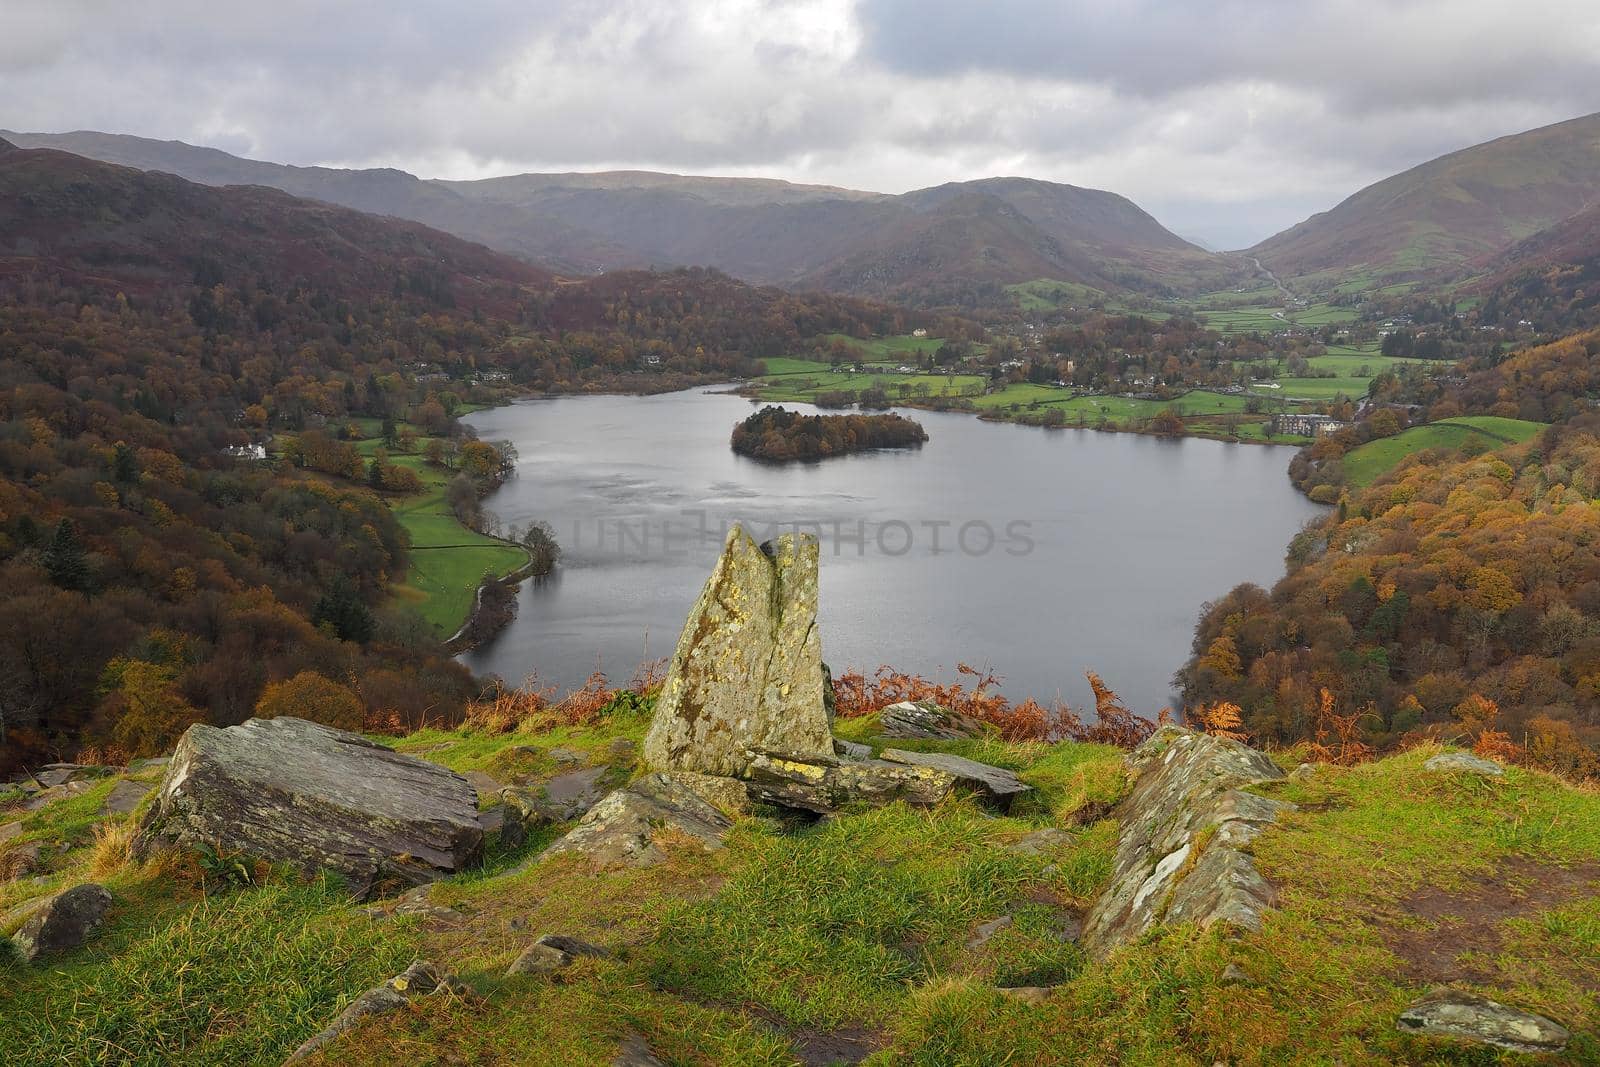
1081 726 1293 958
643 525 834 778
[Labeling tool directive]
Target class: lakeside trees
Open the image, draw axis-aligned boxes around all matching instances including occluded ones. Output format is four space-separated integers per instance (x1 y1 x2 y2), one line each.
1180 419 1600 778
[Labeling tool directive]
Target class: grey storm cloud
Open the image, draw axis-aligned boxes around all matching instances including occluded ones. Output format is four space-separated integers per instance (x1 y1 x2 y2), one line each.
3 0 1599 247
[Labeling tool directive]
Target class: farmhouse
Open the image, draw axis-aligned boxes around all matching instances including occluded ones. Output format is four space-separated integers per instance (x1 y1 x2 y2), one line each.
1276 413 1349 437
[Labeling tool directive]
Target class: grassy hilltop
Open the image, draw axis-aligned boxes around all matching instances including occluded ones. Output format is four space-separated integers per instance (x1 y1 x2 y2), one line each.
3 684 1596 1065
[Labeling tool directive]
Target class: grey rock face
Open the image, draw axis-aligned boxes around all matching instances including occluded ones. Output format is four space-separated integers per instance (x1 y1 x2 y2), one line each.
879 749 1031 808
1081 727 1293 959
11 883 112 961
285 960 463 1063
742 751 958 813
135 717 483 897
1397 988 1568 1053
643 527 834 778
1423 752 1505 777
544 773 733 867
879 700 985 740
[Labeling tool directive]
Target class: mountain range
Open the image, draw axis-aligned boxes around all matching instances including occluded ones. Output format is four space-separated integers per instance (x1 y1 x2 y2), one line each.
7 111 1600 304
0 129 1226 304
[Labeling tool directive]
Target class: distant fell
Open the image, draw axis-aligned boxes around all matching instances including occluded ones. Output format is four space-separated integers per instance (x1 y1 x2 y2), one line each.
1250 112 1600 291
2 129 1225 305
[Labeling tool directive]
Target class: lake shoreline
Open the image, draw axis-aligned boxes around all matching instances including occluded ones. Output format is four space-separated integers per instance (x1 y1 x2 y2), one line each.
459 389 1325 713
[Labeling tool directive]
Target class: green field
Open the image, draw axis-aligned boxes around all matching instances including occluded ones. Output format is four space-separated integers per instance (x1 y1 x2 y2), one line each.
1246 347 1431 402
1342 416 1546 487
338 421 529 634
752 358 985 404
821 333 950 362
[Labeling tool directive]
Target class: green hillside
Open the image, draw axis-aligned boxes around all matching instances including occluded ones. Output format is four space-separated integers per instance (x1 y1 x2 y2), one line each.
1342 416 1546 487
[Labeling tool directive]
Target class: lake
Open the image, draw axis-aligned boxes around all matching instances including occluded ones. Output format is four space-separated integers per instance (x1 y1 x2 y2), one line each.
461 390 1325 715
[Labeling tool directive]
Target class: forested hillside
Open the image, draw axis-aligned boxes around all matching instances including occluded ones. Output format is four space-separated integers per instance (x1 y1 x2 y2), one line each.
0 140 940 772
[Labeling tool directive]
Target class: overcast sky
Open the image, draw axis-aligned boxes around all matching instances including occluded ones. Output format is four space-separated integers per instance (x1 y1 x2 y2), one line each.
5 0 1599 248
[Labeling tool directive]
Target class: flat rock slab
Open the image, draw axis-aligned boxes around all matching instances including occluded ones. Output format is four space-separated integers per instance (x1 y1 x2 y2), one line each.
0 822 22 843
544 773 732 868
742 751 956 814
503 767 609 826
879 700 985 740
1082 726 1292 959
1423 752 1504 777
879 749 1030 808
12 883 112 961
101 780 155 816
644 527 834 777
1398 988 1569 1053
135 717 483 897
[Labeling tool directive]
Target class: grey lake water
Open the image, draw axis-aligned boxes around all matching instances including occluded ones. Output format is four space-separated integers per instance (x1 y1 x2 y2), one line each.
461 389 1325 715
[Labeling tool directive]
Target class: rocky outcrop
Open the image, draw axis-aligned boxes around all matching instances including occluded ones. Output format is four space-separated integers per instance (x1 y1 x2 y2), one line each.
1081 727 1293 959
10 883 112 961
285 960 465 1063
879 749 1030 809
741 751 957 813
544 773 732 867
643 527 833 778
1422 752 1504 776
879 700 985 741
1397 988 1569 1053
135 717 483 897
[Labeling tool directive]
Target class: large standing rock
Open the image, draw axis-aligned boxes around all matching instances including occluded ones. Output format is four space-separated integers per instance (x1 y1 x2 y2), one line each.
643 527 834 778
543 773 733 867
1081 727 1293 959
1397 989 1569 1053
135 717 483 897
11 883 112 961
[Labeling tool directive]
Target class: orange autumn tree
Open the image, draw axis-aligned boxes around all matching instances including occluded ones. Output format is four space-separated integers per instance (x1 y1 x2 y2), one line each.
1189 700 1249 742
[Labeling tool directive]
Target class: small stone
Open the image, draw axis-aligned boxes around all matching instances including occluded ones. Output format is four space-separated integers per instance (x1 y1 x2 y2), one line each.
966 914 1013 949
1288 763 1316 782
606 738 637 763
879 699 986 740
505 942 570 976
997 986 1054 1006
1220 963 1252 986
0 822 22 843
543 774 732 868
503 767 608 826
1422 752 1504 777
1397 988 1568 1053
613 1033 668 1066
1002 828 1074 855
505 933 610 977
463 770 505 799
2 841 43 881
286 960 459 1062
11 883 112 961
477 805 527 851
549 747 587 766
833 738 873 761
101 779 154 816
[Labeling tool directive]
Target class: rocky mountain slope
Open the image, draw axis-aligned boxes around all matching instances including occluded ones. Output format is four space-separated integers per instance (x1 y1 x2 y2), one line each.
2 526 1593 1064
1250 111 1600 290
1 130 1226 303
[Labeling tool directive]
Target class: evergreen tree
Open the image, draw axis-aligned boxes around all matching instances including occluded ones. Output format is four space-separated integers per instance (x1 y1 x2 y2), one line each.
42 519 90 592
111 442 138 484
312 576 374 643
